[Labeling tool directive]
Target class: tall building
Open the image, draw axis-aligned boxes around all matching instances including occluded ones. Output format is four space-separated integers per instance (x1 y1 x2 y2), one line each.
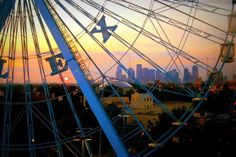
136 64 142 82
156 69 163 81
130 92 153 109
142 67 149 82
192 65 199 83
122 74 127 81
170 69 180 83
142 68 156 83
128 67 135 83
165 69 179 83
183 68 191 83
115 65 122 80
148 69 156 82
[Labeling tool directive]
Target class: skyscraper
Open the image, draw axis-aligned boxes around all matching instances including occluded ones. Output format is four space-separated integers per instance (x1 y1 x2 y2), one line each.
136 64 142 82
148 69 156 82
192 65 199 83
156 69 163 81
170 69 179 83
183 68 191 83
115 65 122 80
142 67 149 82
128 67 135 83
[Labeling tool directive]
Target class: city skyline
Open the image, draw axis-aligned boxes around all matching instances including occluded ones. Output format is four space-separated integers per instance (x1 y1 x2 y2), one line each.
114 63 234 84
0 1 235 157
0 0 235 85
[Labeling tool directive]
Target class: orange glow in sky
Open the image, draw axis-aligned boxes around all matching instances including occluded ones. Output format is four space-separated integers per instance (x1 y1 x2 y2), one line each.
0 0 235 84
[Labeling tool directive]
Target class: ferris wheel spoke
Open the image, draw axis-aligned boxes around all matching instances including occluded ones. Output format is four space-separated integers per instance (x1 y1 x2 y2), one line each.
102 76 154 140
1 2 20 156
0 0 15 31
35 0 132 156
0 18 12 58
158 0 232 16
116 0 228 42
156 0 228 34
147 15 196 95
109 0 227 44
163 3 199 94
112 32 197 97
71 1 198 100
109 0 188 14
53 0 180 127
36 1 145 148
25 1 65 156
39 3 110 153
80 0 214 72
19 1 37 156
108 0 224 76
51 0 156 141
0 0 234 156
31 106 84 156
66 0 200 97
57 0 180 123
31 0 95 155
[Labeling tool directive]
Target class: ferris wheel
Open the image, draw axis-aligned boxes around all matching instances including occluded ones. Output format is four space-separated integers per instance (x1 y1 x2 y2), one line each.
0 0 235 157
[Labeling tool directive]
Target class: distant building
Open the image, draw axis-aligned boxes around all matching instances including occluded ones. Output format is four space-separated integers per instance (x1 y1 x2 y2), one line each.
121 74 127 81
102 96 130 108
183 68 191 83
101 85 154 109
192 65 199 83
164 71 171 83
148 69 156 82
128 67 135 83
136 64 142 82
141 67 156 83
169 69 179 83
130 92 153 109
142 67 149 83
156 69 163 81
115 65 122 80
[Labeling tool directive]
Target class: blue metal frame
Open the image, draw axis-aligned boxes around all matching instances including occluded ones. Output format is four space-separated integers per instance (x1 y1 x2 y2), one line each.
33 0 129 156
25 0 64 156
1 4 20 155
0 0 14 31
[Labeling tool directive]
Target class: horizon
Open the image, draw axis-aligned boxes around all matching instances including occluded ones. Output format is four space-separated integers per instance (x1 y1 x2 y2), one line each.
0 0 235 84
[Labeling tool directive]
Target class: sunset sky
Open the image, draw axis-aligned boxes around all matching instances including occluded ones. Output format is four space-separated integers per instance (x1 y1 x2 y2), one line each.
0 0 235 84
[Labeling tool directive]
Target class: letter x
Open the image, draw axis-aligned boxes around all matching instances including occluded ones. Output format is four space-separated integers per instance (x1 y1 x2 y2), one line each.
91 16 117 43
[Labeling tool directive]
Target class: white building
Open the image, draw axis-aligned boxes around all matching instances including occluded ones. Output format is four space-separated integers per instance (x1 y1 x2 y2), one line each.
130 92 153 109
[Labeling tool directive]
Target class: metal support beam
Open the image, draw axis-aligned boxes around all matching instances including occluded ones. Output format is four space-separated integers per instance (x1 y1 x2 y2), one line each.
33 0 129 156
0 0 14 31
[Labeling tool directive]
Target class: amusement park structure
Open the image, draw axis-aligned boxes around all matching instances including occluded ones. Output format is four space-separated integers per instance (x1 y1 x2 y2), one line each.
0 0 235 156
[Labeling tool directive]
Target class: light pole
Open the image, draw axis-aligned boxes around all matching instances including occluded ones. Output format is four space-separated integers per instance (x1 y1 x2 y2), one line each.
74 128 93 157
73 136 92 157
118 114 130 134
